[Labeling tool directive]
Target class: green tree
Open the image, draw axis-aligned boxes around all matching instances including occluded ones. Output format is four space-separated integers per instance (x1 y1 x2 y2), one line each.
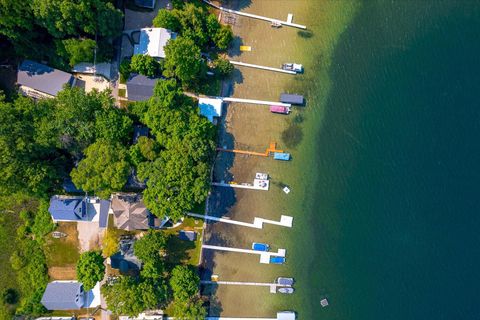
102 276 167 316
32 0 122 38
102 277 144 316
153 9 180 31
163 37 204 83
152 79 187 107
133 230 167 263
2 288 18 305
70 141 130 198
0 95 61 196
169 265 200 302
76 251 105 291
213 57 234 77
119 58 131 83
31 200 56 241
173 297 207 320
95 108 133 144
213 25 233 51
130 54 162 78
35 87 113 156
57 38 96 66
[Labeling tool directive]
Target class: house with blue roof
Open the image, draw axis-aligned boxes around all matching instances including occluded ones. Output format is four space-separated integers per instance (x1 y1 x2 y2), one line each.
48 196 110 228
41 280 101 311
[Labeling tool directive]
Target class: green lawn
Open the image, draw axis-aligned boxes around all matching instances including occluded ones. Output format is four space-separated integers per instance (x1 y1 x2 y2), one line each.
0 212 22 315
118 88 126 98
164 217 204 267
43 222 80 280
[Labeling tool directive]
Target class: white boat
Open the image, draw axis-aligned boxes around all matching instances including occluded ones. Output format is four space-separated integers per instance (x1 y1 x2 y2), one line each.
282 63 303 73
278 287 295 294
283 186 291 194
277 277 294 286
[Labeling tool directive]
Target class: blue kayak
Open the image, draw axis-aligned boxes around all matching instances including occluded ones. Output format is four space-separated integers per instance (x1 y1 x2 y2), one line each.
252 242 270 251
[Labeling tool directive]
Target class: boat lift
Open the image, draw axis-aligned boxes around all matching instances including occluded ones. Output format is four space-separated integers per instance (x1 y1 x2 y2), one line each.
217 142 290 160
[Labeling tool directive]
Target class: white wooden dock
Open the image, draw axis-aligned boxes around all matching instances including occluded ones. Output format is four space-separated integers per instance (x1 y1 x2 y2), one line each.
211 181 270 191
222 97 291 107
229 61 296 75
203 0 307 30
188 213 293 229
201 280 290 294
202 245 286 264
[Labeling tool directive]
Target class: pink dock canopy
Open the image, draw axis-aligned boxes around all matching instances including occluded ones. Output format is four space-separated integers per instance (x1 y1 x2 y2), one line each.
270 105 290 114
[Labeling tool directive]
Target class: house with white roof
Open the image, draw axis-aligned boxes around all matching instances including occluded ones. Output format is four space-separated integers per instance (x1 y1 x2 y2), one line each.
134 28 176 59
198 97 224 124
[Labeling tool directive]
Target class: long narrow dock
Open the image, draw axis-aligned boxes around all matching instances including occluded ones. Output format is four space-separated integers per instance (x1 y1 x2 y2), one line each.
201 280 290 294
202 245 286 264
212 181 269 191
203 0 307 30
229 61 296 75
188 213 293 229
222 97 291 107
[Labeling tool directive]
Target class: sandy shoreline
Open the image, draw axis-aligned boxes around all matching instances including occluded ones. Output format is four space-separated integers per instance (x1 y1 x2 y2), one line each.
201 0 310 317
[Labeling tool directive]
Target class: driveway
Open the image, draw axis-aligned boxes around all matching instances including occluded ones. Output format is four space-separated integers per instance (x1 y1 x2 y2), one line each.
124 0 171 30
77 222 105 252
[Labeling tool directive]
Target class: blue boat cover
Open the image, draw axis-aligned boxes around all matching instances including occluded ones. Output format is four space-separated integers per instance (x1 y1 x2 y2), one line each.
274 152 291 161
270 256 286 264
252 243 269 251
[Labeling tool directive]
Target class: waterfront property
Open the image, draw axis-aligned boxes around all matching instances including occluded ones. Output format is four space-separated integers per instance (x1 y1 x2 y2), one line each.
40 280 100 310
48 196 110 228
134 28 176 59
17 60 76 99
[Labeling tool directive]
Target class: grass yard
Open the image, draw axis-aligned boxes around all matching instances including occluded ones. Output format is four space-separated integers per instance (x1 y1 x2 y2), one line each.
118 88 126 97
0 212 22 315
164 217 204 267
44 222 80 280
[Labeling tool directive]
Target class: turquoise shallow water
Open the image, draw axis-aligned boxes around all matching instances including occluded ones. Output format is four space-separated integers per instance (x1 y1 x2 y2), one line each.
287 1 480 319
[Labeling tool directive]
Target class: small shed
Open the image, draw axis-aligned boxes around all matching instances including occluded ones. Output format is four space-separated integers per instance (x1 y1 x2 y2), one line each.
199 98 223 124
280 93 304 105
179 230 197 241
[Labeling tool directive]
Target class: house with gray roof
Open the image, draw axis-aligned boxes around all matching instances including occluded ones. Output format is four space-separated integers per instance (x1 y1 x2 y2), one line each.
48 196 110 228
126 74 158 101
17 60 76 99
41 281 85 310
111 194 151 231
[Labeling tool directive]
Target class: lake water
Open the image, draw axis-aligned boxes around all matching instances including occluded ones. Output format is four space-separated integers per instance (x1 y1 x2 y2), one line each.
287 1 480 319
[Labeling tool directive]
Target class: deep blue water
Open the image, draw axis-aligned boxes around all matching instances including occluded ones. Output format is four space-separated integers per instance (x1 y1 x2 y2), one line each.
301 2 480 319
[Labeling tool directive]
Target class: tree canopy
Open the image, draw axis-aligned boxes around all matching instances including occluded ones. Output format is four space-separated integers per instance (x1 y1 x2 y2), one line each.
163 37 204 83
0 95 62 197
170 265 200 302
0 0 122 68
134 83 216 221
76 251 105 291
70 140 130 199
102 276 167 317
130 54 162 78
